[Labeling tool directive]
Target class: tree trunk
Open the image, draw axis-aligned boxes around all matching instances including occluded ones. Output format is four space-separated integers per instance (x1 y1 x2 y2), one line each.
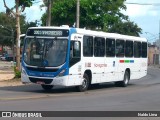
16 0 21 70
47 0 52 26
76 0 80 28
1 45 4 55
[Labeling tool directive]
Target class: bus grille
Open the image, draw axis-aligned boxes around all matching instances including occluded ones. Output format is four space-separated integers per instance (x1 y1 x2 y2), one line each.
29 77 53 84
27 67 58 72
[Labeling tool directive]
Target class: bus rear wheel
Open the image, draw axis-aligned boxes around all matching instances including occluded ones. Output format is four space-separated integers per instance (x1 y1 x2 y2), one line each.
41 85 53 91
76 73 89 92
115 71 130 87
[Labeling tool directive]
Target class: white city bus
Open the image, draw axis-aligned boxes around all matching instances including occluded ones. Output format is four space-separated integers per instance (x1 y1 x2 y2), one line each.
21 26 147 92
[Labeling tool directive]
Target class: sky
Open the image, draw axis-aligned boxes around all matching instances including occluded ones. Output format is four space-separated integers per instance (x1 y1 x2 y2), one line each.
123 0 160 42
0 0 160 42
0 0 46 23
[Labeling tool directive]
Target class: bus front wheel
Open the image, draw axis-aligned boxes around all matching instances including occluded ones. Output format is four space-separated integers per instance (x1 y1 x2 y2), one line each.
115 71 130 87
76 73 89 92
41 85 53 91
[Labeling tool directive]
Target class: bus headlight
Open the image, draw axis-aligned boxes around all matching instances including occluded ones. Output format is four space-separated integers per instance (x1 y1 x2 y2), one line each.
58 69 66 77
22 68 27 75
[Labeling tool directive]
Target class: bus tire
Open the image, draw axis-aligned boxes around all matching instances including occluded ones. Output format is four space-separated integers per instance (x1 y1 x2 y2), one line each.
41 85 53 91
115 71 130 87
76 73 89 92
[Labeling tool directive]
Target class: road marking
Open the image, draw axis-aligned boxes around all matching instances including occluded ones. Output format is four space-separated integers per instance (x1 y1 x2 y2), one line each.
0 92 86 101
0 94 63 101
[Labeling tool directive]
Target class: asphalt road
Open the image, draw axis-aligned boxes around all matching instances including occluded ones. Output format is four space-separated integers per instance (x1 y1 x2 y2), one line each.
0 67 160 120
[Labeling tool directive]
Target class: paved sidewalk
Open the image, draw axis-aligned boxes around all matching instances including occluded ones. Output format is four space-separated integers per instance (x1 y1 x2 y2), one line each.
0 61 14 86
0 61 24 87
0 61 14 81
148 65 160 69
0 71 14 81
0 61 14 68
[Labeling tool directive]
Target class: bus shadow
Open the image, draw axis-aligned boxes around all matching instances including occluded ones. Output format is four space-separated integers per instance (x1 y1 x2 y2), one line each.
0 82 136 94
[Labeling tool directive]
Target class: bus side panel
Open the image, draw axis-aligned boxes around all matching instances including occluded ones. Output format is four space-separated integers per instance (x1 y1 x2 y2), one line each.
130 58 141 80
51 75 82 86
104 58 118 82
140 58 147 78
68 62 83 86
124 58 139 80
51 76 70 86
81 57 104 84
116 58 125 81
67 75 82 86
92 57 105 83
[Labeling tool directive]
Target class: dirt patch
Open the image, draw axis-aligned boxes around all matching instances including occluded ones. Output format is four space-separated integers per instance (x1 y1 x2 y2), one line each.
0 78 23 87
0 74 15 81
0 61 21 87
0 68 14 81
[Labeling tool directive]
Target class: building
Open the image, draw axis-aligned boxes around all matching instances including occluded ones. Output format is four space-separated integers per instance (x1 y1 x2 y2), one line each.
148 45 160 65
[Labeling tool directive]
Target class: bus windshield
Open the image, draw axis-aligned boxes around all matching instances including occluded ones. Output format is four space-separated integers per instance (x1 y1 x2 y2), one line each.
23 38 68 67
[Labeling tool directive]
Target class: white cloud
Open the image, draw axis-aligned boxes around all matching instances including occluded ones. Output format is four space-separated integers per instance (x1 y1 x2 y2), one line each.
23 1 46 22
123 0 160 17
121 0 160 38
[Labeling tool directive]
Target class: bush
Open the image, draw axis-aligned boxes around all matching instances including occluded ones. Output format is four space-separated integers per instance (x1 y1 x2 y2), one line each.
14 67 21 78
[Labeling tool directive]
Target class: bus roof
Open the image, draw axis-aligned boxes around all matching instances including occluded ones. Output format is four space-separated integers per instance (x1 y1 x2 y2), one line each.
28 26 147 42
28 26 70 30
74 28 147 42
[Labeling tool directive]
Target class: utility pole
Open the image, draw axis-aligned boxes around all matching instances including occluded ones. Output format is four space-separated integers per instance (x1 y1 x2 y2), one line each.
47 0 52 26
16 0 21 71
76 0 80 28
11 28 15 62
159 20 160 46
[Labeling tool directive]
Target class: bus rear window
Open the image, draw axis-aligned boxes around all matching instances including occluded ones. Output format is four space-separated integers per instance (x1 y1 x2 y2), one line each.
142 42 147 58
134 41 141 58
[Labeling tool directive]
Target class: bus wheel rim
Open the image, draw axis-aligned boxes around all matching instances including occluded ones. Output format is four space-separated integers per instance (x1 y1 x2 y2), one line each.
125 76 129 85
82 78 87 89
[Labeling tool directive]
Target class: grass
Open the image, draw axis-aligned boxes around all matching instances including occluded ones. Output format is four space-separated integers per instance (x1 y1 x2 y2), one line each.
13 66 21 78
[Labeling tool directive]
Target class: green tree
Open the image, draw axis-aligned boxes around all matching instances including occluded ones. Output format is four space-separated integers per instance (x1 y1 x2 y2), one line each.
41 0 142 36
108 20 142 36
0 12 15 55
0 12 37 57
41 0 127 28
3 0 35 70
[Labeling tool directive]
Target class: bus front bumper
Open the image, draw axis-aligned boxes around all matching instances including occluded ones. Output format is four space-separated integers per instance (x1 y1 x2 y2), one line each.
21 73 82 87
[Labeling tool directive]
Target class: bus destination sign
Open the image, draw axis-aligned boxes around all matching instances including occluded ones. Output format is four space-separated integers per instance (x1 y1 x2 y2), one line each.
27 29 69 37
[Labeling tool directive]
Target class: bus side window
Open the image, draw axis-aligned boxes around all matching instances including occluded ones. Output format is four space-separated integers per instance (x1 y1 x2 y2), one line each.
69 41 81 67
70 41 81 58
94 37 105 57
70 42 73 58
116 39 125 57
106 38 115 57
125 40 133 57
73 41 81 57
83 36 93 57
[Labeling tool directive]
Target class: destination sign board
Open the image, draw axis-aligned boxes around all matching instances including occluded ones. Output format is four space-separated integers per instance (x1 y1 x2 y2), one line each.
27 29 69 37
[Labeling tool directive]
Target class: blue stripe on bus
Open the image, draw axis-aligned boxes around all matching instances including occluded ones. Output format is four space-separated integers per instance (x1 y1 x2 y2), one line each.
130 60 134 63
65 28 77 75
